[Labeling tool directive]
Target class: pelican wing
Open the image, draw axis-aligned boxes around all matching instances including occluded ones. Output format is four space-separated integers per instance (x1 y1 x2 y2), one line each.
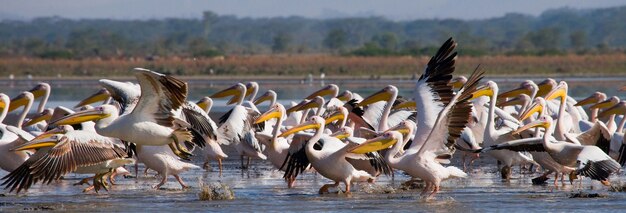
216 106 245 145
412 38 457 151
576 146 620 181
565 121 611 154
362 101 386 131
99 79 141 115
343 137 393 176
416 66 484 155
387 110 415 129
484 137 546 153
132 68 188 128
280 133 313 179
181 102 218 148
1 131 126 193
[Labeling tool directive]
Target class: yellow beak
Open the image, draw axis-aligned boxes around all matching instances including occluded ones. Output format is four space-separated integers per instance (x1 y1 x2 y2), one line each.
75 88 111 108
358 89 391 107
512 119 549 135
519 102 543 121
211 84 243 99
278 121 321 137
0 100 5 110
470 86 494 100
24 111 52 127
336 91 352 102
29 87 47 99
349 135 397 154
8 94 30 112
392 101 416 110
12 135 60 151
544 86 566 101
305 86 336 100
620 86 626 91
385 124 411 135
449 79 465 89
590 98 617 109
255 109 282 124
324 111 345 125
286 100 307 113
299 99 322 111
498 87 529 100
50 108 110 125
253 92 274 105
598 102 626 118
575 95 600 106
196 101 208 111
497 96 523 107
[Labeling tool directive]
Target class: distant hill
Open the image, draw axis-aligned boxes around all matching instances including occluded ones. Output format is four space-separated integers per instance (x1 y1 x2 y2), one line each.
1 6 625 58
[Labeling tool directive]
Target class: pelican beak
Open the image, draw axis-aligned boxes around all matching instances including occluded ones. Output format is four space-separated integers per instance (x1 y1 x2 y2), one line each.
278 120 321 137
29 86 47 99
51 108 110 125
358 89 391 107
336 91 352 102
518 102 543 121
12 135 61 151
449 79 465 89
598 103 626 118
286 100 307 113
470 86 494 100
575 95 600 106
619 86 626 91
332 133 350 140
0 99 6 111
226 96 239 105
385 124 411 135
24 111 52 127
299 99 322 111
544 85 566 102
512 119 549 135
305 85 336 100
196 100 208 111
536 81 554 97
392 101 416 110
8 93 29 112
590 99 615 109
498 86 529 100
75 88 111 108
255 108 282 124
253 92 273 105
324 111 345 125
497 96 523 107
349 134 398 154
211 84 242 99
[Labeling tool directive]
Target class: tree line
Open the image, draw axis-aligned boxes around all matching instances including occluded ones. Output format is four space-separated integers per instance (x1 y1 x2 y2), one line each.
1 6 626 59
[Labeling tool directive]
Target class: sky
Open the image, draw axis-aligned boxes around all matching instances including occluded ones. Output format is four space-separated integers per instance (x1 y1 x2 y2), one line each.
1 0 625 21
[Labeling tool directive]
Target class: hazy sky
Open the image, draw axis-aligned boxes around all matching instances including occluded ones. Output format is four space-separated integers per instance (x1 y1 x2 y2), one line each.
2 0 625 21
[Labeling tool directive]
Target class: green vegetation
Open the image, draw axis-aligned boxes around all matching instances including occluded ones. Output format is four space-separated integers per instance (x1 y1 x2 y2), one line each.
1 6 626 59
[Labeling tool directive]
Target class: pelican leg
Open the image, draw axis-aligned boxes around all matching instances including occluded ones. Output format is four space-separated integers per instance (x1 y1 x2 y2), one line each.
82 185 95 193
174 174 189 189
246 157 252 169
469 154 479 171
318 182 339 194
428 184 440 198
218 159 223 176
420 182 432 197
240 155 246 169
109 170 118 185
92 172 109 193
532 171 552 185
154 174 168 189
170 129 194 160
462 154 467 172
203 160 211 170
553 172 559 187
344 181 352 195
74 177 93 186
500 165 511 180
287 176 296 188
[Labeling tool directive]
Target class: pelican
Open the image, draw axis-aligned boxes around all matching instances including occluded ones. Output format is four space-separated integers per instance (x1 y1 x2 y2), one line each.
5 83 51 128
279 116 378 194
136 144 200 189
193 97 227 174
211 83 266 169
357 85 414 132
50 68 204 160
597 101 626 165
488 115 620 186
1 130 130 193
0 93 32 172
575 92 607 123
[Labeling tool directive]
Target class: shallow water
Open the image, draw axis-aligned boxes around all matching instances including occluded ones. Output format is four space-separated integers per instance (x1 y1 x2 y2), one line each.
2 77 626 211
2 153 626 212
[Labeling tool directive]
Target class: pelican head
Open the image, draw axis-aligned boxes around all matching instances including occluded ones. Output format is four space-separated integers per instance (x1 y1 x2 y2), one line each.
392 100 416 110
29 83 50 99
358 85 397 107
255 103 285 124
253 90 277 106
75 88 111 108
589 96 619 110
195 97 213 113
305 84 339 100
349 131 402 154
330 126 353 140
211 83 246 105
575 91 606 107
544 81 568 102
471 81 497 100
385 120 415 136
324 106 348 125
24 108 54 127
536 78 557 97
449 76 467 89
497 94 530 107
518 97 546 121
51 105 116 126
498 80 536 100
336 90 353 102
8 91 34 112
598 101 626 118
244 82 259 97
512 115 552 135
279 116 325 137
13 134 65 151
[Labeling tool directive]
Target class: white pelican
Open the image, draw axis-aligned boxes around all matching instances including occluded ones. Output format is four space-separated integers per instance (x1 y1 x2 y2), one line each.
471 81 535 179
136 144 200 189
278 116 377 194
1 130 130 193
488 115 620 186
0 93 32 172
5 83 51 127
597 101 626 165
211 83 266 169
575 91 607 123
357 85 414 132
193 97 226 174
51 68 207 160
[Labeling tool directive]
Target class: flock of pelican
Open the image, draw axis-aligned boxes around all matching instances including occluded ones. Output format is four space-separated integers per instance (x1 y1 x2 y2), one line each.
1 38 625 199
